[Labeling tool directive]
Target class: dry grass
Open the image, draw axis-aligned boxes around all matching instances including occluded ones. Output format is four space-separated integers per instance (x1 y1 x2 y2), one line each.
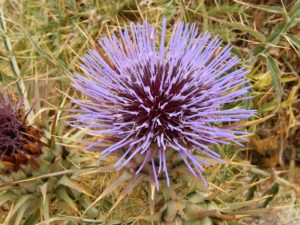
0 0 300 224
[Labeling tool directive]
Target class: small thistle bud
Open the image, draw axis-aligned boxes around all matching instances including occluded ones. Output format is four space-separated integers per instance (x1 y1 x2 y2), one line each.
0 95 43 171
71 19 255 189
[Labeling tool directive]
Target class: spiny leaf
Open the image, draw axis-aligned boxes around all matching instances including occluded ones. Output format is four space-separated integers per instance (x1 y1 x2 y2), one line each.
162 200 178 223
6 194 32 222
40 182 48 204
227 221 246 225
0 168 93 189
289 0 300 20
22 211 40 225
269 1 300 44
58 175 93 197
262 183 279 207
222 195 271 211
269 21 287 44
266 56 282 113
207 4 241 16
0 191 16 205
37 216 105 224
223 207 275 216
224 21 266 42
41 195 50 225
78 195 99 218
218 178 268 201
57 187 79 212
200 216 214 225
234 0 284 14
14 200 31 225
286 34 300 49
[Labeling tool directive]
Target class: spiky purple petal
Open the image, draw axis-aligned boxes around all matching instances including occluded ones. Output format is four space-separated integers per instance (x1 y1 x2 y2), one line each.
71 19 255 189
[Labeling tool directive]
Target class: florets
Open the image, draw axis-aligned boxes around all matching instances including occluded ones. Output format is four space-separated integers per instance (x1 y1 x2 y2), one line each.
71 19 255 189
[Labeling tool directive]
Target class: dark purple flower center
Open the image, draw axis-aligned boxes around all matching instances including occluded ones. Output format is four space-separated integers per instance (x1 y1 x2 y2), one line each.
116 59 211 147
0 102 24 157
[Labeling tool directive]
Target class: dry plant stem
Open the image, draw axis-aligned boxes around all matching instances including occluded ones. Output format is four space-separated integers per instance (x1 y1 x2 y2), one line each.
0 166 99 190
0 3 34 121
289 146 296 181
250 167 300 193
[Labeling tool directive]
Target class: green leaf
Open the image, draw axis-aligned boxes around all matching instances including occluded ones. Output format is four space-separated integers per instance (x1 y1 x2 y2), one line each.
251 45 266 57
0 191 16 205
58 175 92 197
250 5 283 14
57 187 78 212
40 182 48 204
200 217 213 225
286 33 300 48
227 222 245 225
163 200 178 223
22 211 40 225
41 195 50 225
269 21 286 44
207 4 241 16
248 45 265 63
262 183 279 207
224 22 266 42
234 0 284 14
219 178 267 201
266 56 282 112
269 1 300 44
6 194 32 223
289 0 300 20
223 196 271 211
78 195 99 218
14 201 31 225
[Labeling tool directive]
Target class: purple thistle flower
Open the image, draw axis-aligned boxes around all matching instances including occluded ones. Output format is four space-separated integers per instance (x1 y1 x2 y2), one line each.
0 95 43 171
71 19 255 190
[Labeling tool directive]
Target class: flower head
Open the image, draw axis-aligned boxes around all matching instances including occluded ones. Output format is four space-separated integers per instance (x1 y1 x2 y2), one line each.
71 19 255 189
0 95 43 171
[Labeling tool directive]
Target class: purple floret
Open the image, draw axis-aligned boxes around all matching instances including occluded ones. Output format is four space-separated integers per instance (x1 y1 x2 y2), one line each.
71 19 255 190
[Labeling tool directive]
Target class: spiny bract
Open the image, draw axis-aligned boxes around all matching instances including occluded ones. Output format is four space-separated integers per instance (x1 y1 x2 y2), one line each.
71 19 255 189
0 95 42 171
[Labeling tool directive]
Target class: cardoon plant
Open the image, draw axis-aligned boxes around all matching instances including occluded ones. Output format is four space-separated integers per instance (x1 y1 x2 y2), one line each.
69 18 264 224
69 19 259 224
0 92 101 224
0 95 43 171
71 19 254 190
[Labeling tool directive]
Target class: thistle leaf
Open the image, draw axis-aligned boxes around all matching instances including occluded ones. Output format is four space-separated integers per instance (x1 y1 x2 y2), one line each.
163 200 178 223
57 187 79 212
6 194 32 223
40 182 48 204
224 21 266 42
286 34 300 49
41 195 50 225
58 175 93 197
0 191 16 205
218 178 268 201
22 211 40 225
14 200 31 225
222 195 271 211
266 56 282 113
